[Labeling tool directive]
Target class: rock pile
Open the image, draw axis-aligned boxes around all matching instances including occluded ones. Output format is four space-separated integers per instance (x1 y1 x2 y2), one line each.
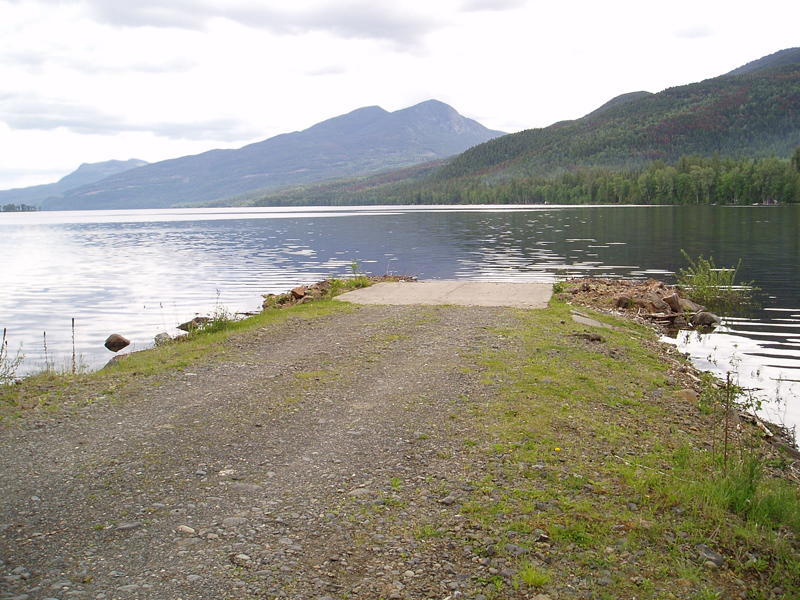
560 278 720 331
262 276 416 310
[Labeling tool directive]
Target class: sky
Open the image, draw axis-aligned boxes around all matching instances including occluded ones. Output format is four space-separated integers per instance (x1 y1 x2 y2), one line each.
0 0 797 191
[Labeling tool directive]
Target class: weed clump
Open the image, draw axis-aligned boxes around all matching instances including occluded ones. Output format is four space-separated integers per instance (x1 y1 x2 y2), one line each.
1 328 24 384
677 250 758 311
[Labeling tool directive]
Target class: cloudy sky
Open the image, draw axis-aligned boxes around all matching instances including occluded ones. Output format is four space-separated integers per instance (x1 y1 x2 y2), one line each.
0 0 796 190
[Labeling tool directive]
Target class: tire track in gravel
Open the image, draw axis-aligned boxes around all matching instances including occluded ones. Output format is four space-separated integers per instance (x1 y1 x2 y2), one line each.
1 304 516 600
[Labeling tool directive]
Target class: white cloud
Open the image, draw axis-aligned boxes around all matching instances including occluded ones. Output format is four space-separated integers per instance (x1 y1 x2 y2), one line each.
0 93 258 141
460 0 526 12
7 0 448 50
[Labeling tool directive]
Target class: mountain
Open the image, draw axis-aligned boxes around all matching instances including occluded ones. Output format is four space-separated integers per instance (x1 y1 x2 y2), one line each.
583 91 654 118
725 47 800 76
244 48 800 207
40 100 504 210
0 159 147 207
432 53 800 184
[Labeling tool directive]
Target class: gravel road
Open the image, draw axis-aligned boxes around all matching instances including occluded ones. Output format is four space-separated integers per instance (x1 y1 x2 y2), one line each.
1 304 522 600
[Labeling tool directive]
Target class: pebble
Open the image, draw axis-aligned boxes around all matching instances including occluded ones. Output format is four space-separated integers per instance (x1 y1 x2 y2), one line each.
115 522 142 531
697 543 724 567
178 525 196 534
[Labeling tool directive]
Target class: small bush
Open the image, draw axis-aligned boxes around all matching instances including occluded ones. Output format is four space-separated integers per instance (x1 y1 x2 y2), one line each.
676 250 758 310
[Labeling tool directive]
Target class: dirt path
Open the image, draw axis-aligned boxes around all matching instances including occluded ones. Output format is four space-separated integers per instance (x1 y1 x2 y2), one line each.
1 305 518 600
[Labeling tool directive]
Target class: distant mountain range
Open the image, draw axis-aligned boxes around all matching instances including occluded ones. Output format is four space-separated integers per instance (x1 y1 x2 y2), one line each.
9 48 800 210
36 100 504 210
0 159 147 207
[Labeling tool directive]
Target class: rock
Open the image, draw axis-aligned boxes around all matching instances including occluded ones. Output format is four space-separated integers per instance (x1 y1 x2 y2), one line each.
614 294 632 309
115 522 142 531
222 517 248 526
347 488 372 497
673 315 689 329
697 543 724 566
641 291 671 314
104 334 130 353
664 292 703 314
691 312 721 329
177 525 196 535
154 332 171 346
505 543 528 557
177 316 211 332
676 389 699 403
291 286 307 299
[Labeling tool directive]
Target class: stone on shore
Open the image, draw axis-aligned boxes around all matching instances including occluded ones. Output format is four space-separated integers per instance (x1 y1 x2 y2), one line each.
104 334 130 353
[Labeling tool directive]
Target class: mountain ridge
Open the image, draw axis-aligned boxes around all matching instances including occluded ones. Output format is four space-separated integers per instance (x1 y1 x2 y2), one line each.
0 159 147 207
40 100 504 210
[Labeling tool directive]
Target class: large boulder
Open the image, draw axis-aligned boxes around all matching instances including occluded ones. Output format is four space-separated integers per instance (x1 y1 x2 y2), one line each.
104 334 130 353
691 312 721 329
640 291 670 314
664 292 705 314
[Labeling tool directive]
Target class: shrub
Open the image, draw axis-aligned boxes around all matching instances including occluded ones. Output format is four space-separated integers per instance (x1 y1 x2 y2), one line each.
676 250 758 310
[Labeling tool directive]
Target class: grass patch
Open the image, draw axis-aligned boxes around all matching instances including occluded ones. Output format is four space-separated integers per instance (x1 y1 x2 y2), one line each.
456 298 800 598
518 562 552 588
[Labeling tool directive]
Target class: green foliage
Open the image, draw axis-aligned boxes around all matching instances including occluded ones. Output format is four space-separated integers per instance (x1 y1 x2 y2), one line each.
518 562 552 588
676 250 758 310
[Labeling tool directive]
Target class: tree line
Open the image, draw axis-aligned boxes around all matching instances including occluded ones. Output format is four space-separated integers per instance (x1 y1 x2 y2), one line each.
380 149 800 206
1 204 39 212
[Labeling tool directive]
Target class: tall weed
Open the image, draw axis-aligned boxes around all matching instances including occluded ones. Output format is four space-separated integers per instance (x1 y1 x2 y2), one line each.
677 250 758 311
1 328 24 384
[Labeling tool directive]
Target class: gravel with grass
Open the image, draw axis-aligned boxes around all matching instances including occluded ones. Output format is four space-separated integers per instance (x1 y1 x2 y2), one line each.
1 289 798 600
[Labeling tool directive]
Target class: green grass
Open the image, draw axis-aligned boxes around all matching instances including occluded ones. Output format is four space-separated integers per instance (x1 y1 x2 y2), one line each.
455 298 800 598
0 292 360 423
517 562 551 588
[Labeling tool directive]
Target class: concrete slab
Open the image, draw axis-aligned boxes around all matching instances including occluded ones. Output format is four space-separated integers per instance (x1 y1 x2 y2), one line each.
335 281 552 309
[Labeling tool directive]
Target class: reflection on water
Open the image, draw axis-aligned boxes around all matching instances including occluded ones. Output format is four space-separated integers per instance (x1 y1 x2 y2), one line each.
1 204 798 431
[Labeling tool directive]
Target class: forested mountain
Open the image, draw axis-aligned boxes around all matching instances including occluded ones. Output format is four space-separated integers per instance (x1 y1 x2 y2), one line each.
725 47 800 76
39 100 503 210
437 61 800 182
247 48 800 207
0 159 147 207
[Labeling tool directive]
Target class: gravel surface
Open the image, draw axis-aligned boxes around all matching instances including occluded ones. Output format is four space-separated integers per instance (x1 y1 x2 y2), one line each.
1 305 521 600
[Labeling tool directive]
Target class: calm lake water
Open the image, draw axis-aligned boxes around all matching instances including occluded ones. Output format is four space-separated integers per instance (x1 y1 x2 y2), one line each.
1 205 798 431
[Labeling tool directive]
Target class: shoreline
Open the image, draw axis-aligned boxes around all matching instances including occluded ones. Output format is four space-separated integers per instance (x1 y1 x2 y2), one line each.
2 278 799 598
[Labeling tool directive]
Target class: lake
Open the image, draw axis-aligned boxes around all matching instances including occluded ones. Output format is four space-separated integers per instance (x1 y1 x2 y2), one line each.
1 204 798 431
